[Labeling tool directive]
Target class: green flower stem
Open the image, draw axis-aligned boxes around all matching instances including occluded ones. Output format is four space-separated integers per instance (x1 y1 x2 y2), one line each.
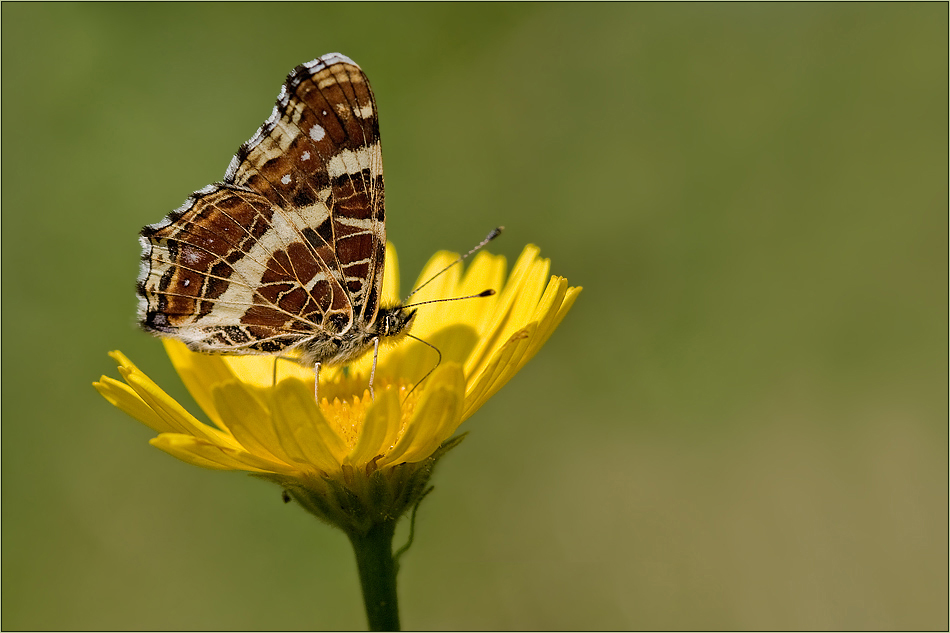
348 520 401 631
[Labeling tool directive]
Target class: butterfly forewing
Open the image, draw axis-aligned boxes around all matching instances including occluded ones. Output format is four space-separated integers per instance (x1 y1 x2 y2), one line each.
225 54 385 327
138 53 389 362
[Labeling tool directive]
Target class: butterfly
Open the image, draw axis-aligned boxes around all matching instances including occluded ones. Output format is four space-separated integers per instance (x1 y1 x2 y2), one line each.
137 53 417 393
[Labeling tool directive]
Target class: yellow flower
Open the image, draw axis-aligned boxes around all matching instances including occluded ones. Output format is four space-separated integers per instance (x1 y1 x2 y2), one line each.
95 244 580 534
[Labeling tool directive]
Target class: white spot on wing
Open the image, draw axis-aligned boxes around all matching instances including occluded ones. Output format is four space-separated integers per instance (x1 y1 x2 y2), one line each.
182 246 201 265
302 151 311 161
310 125 326 141
281 174 291 185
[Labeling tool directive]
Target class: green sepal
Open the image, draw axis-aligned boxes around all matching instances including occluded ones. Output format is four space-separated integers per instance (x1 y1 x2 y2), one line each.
253 432 468 538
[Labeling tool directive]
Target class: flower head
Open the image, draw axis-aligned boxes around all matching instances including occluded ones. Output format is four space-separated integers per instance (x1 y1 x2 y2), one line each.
95 244 580 534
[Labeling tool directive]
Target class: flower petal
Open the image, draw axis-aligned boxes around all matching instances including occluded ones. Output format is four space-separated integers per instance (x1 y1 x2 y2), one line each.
496 246 551 341
149 434 237 470
116 363 236 448
382 241 400 303
270 378 348 473
344 387 400 466
383 322 477 387
463 322 536 420
378 363 465 468
461 278 580 420
220 354 313 388
453 250 508 329
162 338 235 430
93 376 178 434
409 251 462 306
149 433 295 473
464 245 549 377
522 279 582 366
212 380 290 466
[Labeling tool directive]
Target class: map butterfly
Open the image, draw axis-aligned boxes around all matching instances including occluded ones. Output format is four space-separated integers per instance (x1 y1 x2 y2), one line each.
138 53 417 392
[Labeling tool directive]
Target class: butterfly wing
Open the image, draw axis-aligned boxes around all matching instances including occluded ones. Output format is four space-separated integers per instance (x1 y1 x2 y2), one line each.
226 53 385 331
138 54 386 359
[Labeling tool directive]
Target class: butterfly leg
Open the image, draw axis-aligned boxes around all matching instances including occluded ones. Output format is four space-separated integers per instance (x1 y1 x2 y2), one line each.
314 361 321 402
368 337 380 400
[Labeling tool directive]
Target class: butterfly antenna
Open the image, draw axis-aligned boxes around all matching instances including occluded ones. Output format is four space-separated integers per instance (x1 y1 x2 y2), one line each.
402 288 495 311
403 334 442 402
404 226 504 302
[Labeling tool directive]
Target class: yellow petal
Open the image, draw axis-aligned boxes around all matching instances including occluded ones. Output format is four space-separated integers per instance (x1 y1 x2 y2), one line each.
382 241 400 303
117 364 235 448
93 376 178 434
464 246 547 377
162 339 234 430
513 276 569 370
382 322 476 387
150 433 295 473
522 280 582 366
452 251 507 330
463 323 537 420
270 379 348 473
345 387 400 466
463 278 580 415
378 363 464 468
409 251 462 306
382 250 501 381
221 354 309 388
211 381 289 466
422 323 480 367
500 247 551 338
394 253 464 354
149 434 237 470
108 349 139 371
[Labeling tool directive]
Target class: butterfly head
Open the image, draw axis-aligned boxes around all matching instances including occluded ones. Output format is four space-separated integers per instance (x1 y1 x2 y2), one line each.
376 304 417 340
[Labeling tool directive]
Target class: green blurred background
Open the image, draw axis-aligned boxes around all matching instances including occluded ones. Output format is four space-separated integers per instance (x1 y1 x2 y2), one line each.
2 3 946 630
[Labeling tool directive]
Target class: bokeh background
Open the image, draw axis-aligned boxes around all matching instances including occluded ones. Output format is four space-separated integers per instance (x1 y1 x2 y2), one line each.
2 3 946 630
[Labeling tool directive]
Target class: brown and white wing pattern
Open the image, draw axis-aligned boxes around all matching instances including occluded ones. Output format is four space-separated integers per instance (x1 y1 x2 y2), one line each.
138 53 387 361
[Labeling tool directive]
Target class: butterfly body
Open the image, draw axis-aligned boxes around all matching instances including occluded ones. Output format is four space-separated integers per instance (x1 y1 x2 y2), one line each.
294 304 416 367
137 54 408 371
